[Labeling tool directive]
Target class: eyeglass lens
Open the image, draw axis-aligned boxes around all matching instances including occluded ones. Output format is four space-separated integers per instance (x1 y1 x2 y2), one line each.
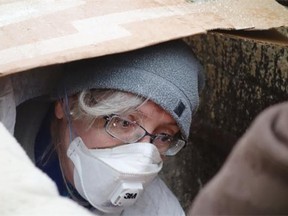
105 115 185 156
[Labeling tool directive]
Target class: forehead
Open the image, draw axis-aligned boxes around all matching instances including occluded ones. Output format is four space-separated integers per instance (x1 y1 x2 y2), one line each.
136 100 177 126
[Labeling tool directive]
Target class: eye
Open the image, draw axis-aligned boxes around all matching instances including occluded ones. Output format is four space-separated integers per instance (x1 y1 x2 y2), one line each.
159 134 173 143
112 117 137 132
120 119 133 128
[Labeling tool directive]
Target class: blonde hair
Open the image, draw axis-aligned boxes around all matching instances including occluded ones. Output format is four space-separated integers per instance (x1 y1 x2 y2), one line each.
69 89 146 126
51 89 146 149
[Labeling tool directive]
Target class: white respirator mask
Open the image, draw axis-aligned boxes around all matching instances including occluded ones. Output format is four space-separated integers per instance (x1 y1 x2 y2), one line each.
67 137 163 214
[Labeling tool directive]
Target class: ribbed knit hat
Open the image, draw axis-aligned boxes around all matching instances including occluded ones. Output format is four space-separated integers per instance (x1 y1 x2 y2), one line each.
56 40 204 139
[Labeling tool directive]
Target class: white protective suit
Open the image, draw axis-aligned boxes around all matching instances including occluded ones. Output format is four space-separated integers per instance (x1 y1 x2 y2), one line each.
0 72 185 216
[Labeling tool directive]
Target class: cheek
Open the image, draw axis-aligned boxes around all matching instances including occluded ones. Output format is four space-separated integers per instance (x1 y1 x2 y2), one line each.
76 126 120 149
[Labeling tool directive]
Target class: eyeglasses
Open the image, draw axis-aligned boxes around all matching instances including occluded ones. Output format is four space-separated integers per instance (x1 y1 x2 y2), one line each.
103 115 186 156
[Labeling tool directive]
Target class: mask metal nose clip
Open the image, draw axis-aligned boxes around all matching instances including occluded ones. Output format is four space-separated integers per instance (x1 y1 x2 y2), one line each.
110 182 143 207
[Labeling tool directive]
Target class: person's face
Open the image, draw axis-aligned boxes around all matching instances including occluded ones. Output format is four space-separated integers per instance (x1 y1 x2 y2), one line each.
55 99 180 183
73 100 179 148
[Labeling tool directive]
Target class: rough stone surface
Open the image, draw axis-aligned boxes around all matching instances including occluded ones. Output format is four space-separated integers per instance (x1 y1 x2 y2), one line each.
161 27 288 211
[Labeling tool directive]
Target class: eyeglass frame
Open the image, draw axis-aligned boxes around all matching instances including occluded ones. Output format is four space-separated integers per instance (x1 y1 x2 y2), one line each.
103 114 186 156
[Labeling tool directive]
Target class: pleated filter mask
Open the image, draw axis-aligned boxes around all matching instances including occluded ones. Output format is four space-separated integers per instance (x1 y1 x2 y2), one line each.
67 137 163 214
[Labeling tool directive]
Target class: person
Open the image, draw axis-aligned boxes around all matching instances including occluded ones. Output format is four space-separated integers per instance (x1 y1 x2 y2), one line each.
13 40 204 215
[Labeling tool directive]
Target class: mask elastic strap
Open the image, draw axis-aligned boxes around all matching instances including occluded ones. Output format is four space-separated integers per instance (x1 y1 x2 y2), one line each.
63 89 75 143
59 89 85 204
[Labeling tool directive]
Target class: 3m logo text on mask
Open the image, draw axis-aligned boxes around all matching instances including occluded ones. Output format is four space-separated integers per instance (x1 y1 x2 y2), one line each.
124 193 137 199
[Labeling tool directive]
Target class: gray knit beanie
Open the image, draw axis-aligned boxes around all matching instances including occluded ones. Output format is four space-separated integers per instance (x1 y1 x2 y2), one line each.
56 40 204 139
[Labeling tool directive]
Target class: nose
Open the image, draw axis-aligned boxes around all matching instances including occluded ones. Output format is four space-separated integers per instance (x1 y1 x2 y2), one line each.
138 135 152 143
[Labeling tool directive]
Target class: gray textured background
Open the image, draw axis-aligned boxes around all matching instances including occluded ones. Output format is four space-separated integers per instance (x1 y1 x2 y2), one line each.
161 26 288 211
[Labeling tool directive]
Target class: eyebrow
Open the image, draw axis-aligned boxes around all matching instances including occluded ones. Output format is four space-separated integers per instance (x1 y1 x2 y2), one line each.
134 109 146 118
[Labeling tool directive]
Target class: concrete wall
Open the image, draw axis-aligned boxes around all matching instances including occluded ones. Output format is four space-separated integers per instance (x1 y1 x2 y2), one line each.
161 27 288 210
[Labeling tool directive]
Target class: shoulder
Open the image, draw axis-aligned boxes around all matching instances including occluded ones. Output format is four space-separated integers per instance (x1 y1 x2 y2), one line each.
122 176 185 216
